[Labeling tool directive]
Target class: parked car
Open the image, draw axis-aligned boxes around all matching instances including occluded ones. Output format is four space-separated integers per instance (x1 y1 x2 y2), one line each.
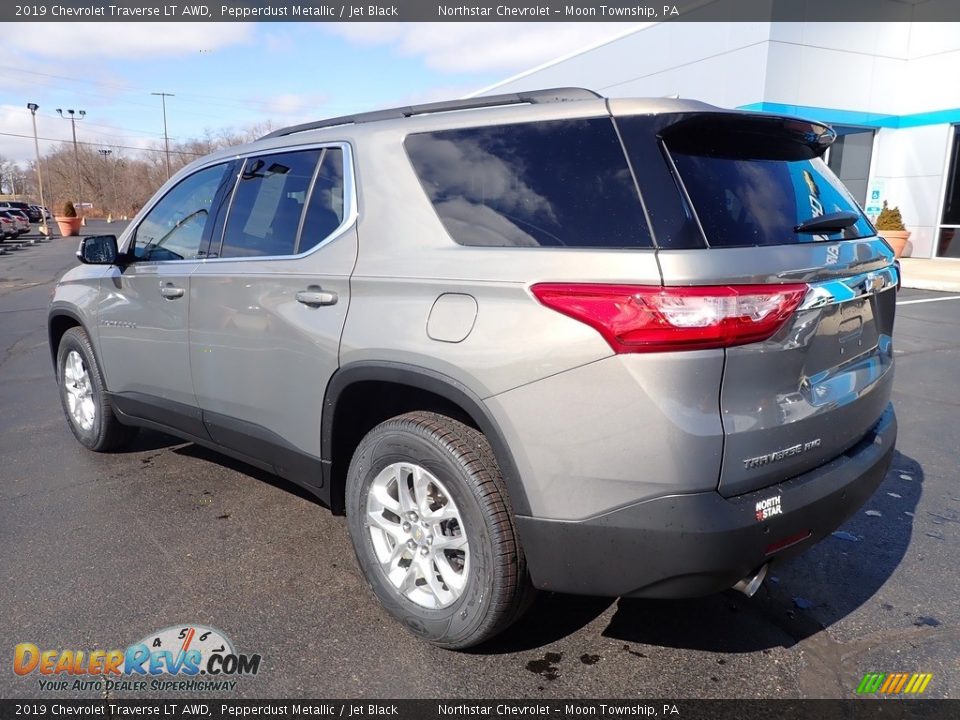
0 200 41 222
29 204 51 222
8 209 32 227
48 88 898 649
0 210 29 235
0 214 16 239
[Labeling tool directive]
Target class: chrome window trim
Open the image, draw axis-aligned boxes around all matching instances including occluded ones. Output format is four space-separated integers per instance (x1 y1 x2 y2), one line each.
203 141 355 265
122 141 356 266
799 265 899 310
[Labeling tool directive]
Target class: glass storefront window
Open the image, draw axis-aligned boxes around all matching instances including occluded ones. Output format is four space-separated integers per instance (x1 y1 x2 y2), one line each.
938 125 960 258
826 128 875 207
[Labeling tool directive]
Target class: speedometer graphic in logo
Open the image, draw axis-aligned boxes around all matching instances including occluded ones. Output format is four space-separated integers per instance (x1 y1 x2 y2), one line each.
133 625 234 671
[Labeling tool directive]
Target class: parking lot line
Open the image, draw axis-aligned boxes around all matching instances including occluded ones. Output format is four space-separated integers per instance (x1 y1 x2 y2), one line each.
896 295 960 305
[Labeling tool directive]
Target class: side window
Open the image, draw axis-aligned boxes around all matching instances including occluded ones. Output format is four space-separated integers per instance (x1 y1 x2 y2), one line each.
219 150 321 259
404 119 653 248
298 148 345 254
132 163 229 261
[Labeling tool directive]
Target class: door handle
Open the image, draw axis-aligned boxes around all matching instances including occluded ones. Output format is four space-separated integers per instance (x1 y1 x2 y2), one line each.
296 286 338 307
160 284 185 300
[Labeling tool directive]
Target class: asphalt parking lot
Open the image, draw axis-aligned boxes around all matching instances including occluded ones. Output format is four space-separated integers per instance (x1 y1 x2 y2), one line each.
1 223 957 699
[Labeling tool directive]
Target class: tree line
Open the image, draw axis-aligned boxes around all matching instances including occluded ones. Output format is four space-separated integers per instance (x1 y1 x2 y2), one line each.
0 123 273 217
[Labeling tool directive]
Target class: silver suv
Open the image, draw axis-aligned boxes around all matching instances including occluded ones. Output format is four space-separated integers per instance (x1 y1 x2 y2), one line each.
49 88 898 649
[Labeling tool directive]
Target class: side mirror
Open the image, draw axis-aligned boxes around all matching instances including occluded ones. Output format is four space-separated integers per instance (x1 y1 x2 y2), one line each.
77 235 120 265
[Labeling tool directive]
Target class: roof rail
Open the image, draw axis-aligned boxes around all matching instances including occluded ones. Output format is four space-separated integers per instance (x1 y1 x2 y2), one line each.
258 87 602 140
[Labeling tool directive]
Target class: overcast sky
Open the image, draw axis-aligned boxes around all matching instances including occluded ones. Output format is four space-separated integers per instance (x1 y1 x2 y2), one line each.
0 22 644 163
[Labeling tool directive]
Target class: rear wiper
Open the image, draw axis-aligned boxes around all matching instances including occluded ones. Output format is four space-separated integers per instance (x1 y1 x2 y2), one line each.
794 211 860 234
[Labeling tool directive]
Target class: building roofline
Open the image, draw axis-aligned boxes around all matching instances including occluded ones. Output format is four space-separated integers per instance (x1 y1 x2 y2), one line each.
466 22 658 98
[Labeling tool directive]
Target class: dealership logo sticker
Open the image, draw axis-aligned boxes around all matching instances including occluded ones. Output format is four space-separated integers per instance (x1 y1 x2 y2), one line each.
755 495 783 522
857 672 933 695
13 625 261 693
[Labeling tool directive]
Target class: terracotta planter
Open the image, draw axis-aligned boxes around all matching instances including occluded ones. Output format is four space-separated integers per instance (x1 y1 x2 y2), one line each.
55 216 82 237
878 229 911 259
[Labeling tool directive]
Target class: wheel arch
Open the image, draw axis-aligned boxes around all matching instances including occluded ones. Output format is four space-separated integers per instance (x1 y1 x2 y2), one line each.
48 309 88 371
321 362 530 517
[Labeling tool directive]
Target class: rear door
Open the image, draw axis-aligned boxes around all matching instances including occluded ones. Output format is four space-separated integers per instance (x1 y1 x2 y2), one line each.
619 111 897 497
189 145 356 486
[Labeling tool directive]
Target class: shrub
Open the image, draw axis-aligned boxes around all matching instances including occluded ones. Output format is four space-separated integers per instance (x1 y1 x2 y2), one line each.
61 201 78 218
874 201 906 231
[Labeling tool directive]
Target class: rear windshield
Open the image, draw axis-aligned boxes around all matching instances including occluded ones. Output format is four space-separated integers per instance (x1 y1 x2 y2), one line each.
404 118 652 249
657 120 872 248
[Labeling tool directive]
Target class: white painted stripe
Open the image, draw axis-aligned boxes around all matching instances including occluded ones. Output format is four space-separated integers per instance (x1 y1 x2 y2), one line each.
897 295 960 305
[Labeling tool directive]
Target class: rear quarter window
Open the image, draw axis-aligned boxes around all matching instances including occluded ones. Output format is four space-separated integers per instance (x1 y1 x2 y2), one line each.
404 118 652 249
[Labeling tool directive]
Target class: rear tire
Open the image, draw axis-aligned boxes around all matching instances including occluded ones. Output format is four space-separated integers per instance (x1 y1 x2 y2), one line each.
346 411 534 649
57 327 138 452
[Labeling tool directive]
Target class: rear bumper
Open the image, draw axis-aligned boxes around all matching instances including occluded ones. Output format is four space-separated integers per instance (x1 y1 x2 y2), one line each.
516 404 896 598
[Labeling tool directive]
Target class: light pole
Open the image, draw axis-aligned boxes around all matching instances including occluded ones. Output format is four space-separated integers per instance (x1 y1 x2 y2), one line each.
151 92 174 179
56 108 86 216
26 103 50 237
98 148 115 219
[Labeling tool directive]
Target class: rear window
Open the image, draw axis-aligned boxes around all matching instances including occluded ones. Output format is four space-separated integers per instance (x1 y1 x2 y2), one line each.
622 115 873 248
404 118 652 249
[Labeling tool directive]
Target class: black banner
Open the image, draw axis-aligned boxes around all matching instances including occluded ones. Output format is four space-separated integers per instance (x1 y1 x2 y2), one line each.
5 0 960 23
1 700 957 720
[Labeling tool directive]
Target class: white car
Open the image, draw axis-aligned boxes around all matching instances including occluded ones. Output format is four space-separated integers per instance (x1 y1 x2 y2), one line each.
0 211 28 235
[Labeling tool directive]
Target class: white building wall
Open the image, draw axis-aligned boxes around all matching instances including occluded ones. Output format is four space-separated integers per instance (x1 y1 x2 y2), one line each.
476 22 772 108
869 125 953 258
478 22 960 259
762 26 909 114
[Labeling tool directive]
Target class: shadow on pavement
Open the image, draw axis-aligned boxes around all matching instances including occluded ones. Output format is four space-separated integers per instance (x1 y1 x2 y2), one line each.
171 440 320 503
470 593 617 655
118 431 924 656
601 450 923 653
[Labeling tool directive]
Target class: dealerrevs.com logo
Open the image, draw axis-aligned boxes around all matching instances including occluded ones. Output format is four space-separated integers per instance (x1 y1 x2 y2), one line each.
14 625 261 693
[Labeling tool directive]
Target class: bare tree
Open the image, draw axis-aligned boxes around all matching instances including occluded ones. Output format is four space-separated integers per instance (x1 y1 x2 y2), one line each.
9 121 271 215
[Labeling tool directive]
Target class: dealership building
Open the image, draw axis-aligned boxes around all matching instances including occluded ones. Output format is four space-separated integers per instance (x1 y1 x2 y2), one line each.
477 22 960 260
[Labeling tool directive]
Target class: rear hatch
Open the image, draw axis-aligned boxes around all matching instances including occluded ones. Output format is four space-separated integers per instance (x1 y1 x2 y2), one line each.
618 110 898 497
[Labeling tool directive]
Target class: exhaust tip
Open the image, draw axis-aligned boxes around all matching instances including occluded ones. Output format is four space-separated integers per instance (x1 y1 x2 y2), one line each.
733 563 768 597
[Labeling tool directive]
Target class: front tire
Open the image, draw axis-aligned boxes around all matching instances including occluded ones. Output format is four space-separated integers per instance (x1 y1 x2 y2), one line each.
57 327 138 451
346 411 534 649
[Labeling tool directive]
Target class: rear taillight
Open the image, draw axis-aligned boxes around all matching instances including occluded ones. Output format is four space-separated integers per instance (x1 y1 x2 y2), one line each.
531 283 808 353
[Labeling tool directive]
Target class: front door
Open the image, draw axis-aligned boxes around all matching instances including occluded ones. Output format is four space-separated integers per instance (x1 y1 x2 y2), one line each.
98 161 233 435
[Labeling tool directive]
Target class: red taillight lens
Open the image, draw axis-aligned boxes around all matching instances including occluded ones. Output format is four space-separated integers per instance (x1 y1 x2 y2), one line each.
531 283 808 353
764 530 812 556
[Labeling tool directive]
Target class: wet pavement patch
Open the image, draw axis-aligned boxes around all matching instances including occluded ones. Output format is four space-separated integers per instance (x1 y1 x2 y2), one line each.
526 652 562 680
579 653 600 665
831 531 860 542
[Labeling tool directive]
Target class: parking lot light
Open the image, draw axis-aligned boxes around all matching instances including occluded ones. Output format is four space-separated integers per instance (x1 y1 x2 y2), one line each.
26 103 49 237
56 108 86 218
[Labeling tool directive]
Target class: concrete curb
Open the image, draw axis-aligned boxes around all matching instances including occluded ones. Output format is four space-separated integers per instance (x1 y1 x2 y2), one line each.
899 258 960 293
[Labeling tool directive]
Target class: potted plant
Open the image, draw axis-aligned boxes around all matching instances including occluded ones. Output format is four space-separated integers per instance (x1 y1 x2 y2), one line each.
874 201 911 258
55 201 82 237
